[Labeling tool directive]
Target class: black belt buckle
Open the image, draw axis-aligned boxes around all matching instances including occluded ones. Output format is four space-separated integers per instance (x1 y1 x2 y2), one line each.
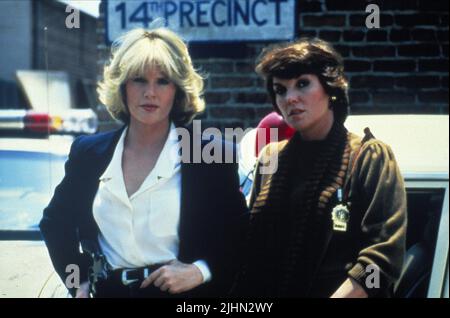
121 268 150 286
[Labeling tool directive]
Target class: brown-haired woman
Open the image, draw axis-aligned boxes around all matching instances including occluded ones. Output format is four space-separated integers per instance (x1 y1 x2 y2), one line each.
232 38 407 298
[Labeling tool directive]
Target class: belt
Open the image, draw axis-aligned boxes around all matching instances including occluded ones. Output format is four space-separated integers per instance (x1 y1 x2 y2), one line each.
109 264 164 286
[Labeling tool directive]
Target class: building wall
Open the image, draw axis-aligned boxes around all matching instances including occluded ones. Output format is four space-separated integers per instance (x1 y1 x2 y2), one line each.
0 0 32 108
0 0 33 82
0 0 98 109
33 0 98 108
96 0 449 131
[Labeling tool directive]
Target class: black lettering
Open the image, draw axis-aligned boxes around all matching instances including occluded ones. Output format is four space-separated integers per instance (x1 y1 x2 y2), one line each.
164 1 177 22
252 0 268 26
180 1 194 27
196 0 209 27
269 0 287 25
129 2 152 28
211 0 226 27
148 1 161 13
234 0 250 26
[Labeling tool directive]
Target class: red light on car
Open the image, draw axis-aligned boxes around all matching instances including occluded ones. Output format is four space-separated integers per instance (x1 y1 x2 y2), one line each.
0 109 96 135
24 113 55 133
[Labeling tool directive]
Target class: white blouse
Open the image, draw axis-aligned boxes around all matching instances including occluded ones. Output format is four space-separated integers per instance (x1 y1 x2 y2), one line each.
92 123 211 282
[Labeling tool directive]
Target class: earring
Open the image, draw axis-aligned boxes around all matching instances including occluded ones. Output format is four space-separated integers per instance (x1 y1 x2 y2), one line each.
329 96 337 109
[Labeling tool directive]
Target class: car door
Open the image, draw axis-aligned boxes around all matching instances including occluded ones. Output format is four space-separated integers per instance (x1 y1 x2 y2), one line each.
395 179 449 298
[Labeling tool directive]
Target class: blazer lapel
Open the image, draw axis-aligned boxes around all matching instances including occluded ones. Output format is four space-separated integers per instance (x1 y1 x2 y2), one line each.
77 126 126 240
87 127 126 177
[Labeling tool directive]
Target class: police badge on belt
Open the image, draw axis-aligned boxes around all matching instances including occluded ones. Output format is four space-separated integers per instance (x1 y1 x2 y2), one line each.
331 188 350 232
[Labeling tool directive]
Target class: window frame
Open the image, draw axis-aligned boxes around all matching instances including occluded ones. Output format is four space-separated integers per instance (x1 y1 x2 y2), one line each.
404 179 449 298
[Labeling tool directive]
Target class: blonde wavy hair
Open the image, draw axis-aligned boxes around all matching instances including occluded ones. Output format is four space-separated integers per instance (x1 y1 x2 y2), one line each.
97 27 205 126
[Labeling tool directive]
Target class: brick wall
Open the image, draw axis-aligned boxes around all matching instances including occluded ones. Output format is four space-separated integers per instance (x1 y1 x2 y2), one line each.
97 0 449 131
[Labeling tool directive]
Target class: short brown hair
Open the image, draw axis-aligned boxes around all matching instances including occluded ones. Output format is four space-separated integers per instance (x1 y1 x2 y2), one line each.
256 38 349 124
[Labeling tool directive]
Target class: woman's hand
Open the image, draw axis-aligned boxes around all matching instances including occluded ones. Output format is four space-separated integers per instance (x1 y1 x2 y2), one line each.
139 259 203 294
330 277 368 298
75 281 90 298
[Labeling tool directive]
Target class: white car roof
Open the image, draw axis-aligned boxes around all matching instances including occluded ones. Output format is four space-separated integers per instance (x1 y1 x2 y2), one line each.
0 136 73 156
344 115 449 181
238 114 449 181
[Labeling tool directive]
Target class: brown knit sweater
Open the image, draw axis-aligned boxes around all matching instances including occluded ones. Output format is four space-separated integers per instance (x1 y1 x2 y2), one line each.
233 123 407 297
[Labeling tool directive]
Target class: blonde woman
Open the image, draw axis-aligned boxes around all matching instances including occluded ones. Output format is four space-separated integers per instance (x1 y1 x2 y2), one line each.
40 27 247 298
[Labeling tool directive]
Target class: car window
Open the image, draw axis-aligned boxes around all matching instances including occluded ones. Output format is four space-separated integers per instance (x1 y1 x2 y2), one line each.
399 187 446 297
0 150 66 231
406 188 445 249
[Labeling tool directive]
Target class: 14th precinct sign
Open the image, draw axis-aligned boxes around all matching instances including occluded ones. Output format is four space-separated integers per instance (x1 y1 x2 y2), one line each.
106 0 296 43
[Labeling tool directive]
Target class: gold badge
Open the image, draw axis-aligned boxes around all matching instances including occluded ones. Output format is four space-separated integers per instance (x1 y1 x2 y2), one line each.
331 189 350 232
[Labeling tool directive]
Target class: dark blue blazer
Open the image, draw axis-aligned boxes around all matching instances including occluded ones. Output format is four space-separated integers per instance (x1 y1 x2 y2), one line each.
39 126 248 297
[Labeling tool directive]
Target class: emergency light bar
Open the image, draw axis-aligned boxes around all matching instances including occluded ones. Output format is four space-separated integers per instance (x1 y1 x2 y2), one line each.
0 109 98 134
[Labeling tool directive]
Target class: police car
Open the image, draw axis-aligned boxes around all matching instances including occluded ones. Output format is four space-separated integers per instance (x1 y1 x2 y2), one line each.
0 109 97 297
238 114 449 298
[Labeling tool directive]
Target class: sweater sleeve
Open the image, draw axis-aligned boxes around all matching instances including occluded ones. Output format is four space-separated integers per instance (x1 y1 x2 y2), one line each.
248 160 263 210
347 140 407 297
248 142 279 210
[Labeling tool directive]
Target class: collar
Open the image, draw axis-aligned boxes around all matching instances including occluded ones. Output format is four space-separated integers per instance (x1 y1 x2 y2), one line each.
99 123 181 198
146 122 181 181
99 126 127 183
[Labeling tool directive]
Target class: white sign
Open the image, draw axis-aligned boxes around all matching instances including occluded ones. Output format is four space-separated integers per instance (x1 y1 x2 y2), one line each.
106 0 296 43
